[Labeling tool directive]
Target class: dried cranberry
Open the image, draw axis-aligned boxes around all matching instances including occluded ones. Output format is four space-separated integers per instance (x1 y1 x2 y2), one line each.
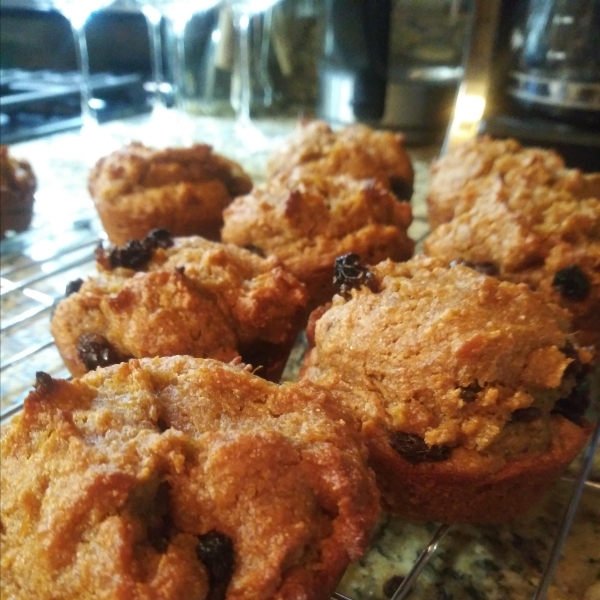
108 239 154 270
560 342 589 380
65 278 84 297
450 259 499 277
243 243 265 257
383 575 405 598
552 265 590 301
389 432 452 464
34 371 55 393
333 253 377 298
196 531 235 600
147 228 174 249
460 382 482 403
510 407 542 423
76 333 125 371
552 381 591 425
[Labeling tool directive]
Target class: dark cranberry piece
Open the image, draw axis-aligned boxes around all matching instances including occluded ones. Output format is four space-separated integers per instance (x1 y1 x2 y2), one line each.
510 407 542 423
108 239 154 270
196 530 235 600
450 259 499 277
34 371 55 393
147 228 174 249
65 278 84 297
460 382 482 403
243 243 265 257
333 253 377 299
552 381 591 426
552 265 590 301
76 333 125 371
383 575 405 598
389 432 452 465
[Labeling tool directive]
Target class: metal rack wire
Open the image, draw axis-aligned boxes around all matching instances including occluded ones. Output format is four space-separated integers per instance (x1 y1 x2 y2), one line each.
1 219 598 600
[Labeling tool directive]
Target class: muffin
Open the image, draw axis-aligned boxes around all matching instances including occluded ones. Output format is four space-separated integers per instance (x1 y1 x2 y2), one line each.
0 145 37 238
424 173 600 350
300 255 594 524
88 142 253 245
221 172 415 312
265 120 415 201
427 136 600 229
50 230 308 382
0 356 380 600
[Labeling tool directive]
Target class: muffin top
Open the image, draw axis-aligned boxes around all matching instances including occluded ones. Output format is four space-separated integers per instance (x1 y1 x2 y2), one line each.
51 231 307 377
0 144 37 199
265 120 414 201
427 136 600 227
424 173 600 347
301 256 591 455
0 356 380 600
88 142 253 206
222 172 414 281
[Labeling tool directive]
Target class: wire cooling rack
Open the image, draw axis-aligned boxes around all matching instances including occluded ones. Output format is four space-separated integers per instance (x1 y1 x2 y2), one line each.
1 216 599 600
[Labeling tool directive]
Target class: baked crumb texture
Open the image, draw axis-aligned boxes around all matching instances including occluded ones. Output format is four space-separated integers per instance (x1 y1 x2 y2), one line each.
265 120 415 201
424 138 600 350
0 145 37 238
300 255 593 524
222 172 414 313
88 142 253 245
0 357 380 600
51 233 308 382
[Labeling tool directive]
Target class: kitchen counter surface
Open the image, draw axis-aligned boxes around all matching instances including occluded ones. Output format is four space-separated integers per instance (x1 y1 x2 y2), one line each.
1 112 599 600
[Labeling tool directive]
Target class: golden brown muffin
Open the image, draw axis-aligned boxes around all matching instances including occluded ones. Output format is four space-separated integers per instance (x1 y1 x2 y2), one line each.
0 357 381 600
88 142 253 245
265 120 415 201
424 174 600 350
221 172 415 313
300 255 594 524
50 230 307 382
0 145 37 238
427 136 599 229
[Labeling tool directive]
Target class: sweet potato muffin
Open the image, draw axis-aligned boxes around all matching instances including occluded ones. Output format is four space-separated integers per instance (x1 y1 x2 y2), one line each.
50 230 307 382
265 120 415 201
424 173 600 350
0 356 380 600
88 142 253 245
427 136 600 229
300 255 594 524
221 172 414 312
0 145 37 238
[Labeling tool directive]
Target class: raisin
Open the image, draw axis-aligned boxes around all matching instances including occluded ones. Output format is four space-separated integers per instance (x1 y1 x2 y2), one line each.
34 371 55 393
510 407 542 423
552 265 590 301
196 531 235 600
76 333 125 371
460 382 482 403
65 278 84 297
108 239 154 270
147 228 174 249
450 259 499 277
389 432 452 464
333 253 377 298
243 243 265 257
552 380 591 425
383 575 405 598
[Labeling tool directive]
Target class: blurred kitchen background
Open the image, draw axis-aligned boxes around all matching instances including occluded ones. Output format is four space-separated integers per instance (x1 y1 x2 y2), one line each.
1 0 599 166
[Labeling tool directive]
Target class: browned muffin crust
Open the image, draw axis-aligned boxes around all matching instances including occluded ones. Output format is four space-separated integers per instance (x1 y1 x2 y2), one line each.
0 357 381 600
0 145 37 238
265 120 415 201
424 173 600 350
222 172 414 312
88 142 253 245
427 136 599 229
300 256 593 523
50 232 307 381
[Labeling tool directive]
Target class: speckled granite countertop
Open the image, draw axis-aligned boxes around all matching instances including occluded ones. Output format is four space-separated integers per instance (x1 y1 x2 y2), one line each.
1 112 599 600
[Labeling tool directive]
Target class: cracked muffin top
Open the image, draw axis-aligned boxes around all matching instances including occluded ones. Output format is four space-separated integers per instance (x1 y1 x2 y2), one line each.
0 356 380 600
427 136 600 229
222 172 414 312
50 231 307 381
265 120 415 201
